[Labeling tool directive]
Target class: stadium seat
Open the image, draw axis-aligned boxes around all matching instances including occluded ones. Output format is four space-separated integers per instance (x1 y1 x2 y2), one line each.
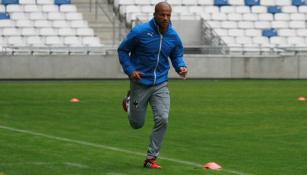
271 21 289 28
260 0 274 6
19 0 36 4
292 0 305 6
76 28 94 36
58 27 76 36
221 21 237 28
235 6 250 13
52 20 70 28
238 21 254 28
227 13 242 21
7 36 27 47
289 21 306 28
290 13 305 20
45 36 64 46
214 0 229 6
258 13 274 21
70 20 88 28
0 19 15 27
251 6 267 13
63 36 82 47
220 6 236 13
3 27 20 36
274 13 290 20
228 29 244 36
47 12 65 20
6 4 24 13
296 29 307 36
262 28 278 37
242 13 258 21
252 36 270 47
82 36 102 47
204 6 219 13
182 0 198 5
1 0 19 5
282 6 298 13
36 0 54 4
0 12 10 19
21 27 38 36
244 0 260 6
55 0 71 5
298 5 307 13
10 12 28 20
42 5 59 12
29 12 47 20
278 29 296 36
166 0 183 5
39 27 58 36
254 21 271 29
26 36 45 46
16 19 33 27
0 5 5 12
23 5 42 12
228 0 244 5
245 29 261 36
275 0 292 6
197 0 214 5
267 6 282 14
65 12 83 20
60 4 77 12
34 20 52 27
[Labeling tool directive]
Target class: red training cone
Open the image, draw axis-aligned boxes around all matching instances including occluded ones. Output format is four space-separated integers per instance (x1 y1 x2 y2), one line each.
297 96 306 101
203 162 222 170
70 98 80 103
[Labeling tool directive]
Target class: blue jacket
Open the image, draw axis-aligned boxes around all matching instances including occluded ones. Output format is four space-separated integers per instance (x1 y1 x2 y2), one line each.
118 18 187 86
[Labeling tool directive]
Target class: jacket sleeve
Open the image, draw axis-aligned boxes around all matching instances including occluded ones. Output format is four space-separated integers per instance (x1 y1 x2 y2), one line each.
169 35 187 72
117 28 139 76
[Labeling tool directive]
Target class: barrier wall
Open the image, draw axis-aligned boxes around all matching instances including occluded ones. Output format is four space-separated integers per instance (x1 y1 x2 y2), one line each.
0 54 307 79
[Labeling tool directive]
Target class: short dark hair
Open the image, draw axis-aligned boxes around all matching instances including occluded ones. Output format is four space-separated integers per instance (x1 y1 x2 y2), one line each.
154 1 172 13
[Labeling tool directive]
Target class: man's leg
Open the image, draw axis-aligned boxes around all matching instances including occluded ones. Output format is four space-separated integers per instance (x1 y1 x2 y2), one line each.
128 81 151 129
147 82 170 159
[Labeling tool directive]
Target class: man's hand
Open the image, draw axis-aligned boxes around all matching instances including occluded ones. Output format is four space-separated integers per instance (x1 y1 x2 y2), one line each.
178 67 188 80
130 71 144 80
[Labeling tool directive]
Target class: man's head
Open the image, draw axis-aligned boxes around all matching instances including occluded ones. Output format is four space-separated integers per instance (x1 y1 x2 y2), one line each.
154 2 172 33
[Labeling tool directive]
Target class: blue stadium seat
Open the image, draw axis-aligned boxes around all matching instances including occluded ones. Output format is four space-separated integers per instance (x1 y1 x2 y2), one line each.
262 28 278 38
245 0 260 6
267 6 282 14
1 0 19 5
0 12 10 19
292 0 305 6
55 0 71 5
214 0 229 6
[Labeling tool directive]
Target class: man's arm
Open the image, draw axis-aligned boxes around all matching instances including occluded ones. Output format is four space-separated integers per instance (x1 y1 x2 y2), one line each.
117 29 138 76
169 36 188 79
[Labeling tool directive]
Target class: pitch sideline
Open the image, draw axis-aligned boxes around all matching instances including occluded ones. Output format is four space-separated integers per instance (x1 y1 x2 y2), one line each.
0 125 251 175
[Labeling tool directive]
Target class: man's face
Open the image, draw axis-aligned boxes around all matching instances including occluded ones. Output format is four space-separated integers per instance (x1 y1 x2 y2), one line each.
154 5 171 31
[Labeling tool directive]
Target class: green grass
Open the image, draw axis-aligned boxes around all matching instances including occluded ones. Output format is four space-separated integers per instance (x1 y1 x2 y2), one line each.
0 80 307 175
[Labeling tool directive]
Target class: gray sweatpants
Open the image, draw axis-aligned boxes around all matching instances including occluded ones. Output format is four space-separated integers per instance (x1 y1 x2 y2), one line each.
128 81 170 159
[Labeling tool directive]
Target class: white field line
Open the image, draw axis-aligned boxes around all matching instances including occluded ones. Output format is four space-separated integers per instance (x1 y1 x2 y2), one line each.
0 125 251 175
0 161 88 169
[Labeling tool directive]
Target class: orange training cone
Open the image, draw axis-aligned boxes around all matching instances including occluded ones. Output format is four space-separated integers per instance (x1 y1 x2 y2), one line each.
70 98 80 103
203 162 222 170
297 96 306 101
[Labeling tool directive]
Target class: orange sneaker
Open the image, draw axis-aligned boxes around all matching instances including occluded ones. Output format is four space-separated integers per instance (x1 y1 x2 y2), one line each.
144 158 161 169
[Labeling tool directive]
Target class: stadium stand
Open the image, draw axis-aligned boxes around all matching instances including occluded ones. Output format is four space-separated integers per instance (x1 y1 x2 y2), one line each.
113 0 307 54
0 0 103 55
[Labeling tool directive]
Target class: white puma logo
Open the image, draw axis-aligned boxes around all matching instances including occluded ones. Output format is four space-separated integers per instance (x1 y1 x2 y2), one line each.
147 32 154 37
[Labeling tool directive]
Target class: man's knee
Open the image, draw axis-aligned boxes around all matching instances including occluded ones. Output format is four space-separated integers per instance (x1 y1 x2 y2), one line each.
129 120 144 129
156 115 168 126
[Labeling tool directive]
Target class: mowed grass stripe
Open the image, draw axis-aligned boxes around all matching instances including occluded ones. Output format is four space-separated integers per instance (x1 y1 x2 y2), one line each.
0 125 251 175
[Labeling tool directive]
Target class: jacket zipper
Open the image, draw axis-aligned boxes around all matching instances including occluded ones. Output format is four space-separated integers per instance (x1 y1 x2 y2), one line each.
154 33 163 85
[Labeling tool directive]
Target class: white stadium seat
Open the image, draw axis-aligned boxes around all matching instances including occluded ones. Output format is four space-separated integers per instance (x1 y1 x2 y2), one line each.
274 13 290 21
58 28 76 36
251 6 267 14
254 21 271 29
290 13 305 21
278 29 296 36
298 6 307 13
42 5 59 12
197 0 214 5
214 29 228 36
23 5 42 12
211 13 227 21
0 5 5 12
21 27 38 36
39 28 58 36
29 12 47 20
26 36 45 46
289 21 306 28
7 36 26 46
245 29 261 36
45 36 64 46
135 0 152 5
0 20 15 28
296 29 307 36
227 13 242 21
64 36 83 47
221 21 238 29
253 37 270 46
235 6 250 13
220 6 236 13
36 0 54 5
76 28 94 36
203 6 219 13
275 0 292 6
288 37 305 46
10 12 29 20
236 36 252 45
258 13 273 21
3 28 20 36
282 6 298 13
82 36 102 47
16 20 34 27
260 0 275 6
47 12 65 20
65 12 83 20
167 0 183 5
228 0 245 5
271 21 289 28
70 20 88 28
60 4 78 13
6 5 24 13
242 13 258 21
182 0 198 5
52 20 70 28
238 21 254 29
34 20 52 28
228 29 244 36
20 0 36 4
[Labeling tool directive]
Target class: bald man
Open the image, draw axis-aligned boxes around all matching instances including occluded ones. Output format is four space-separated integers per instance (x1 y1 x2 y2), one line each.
118 2 188 169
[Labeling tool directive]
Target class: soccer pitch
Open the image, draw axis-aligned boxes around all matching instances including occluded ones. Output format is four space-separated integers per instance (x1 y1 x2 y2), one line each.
0 80 306 175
